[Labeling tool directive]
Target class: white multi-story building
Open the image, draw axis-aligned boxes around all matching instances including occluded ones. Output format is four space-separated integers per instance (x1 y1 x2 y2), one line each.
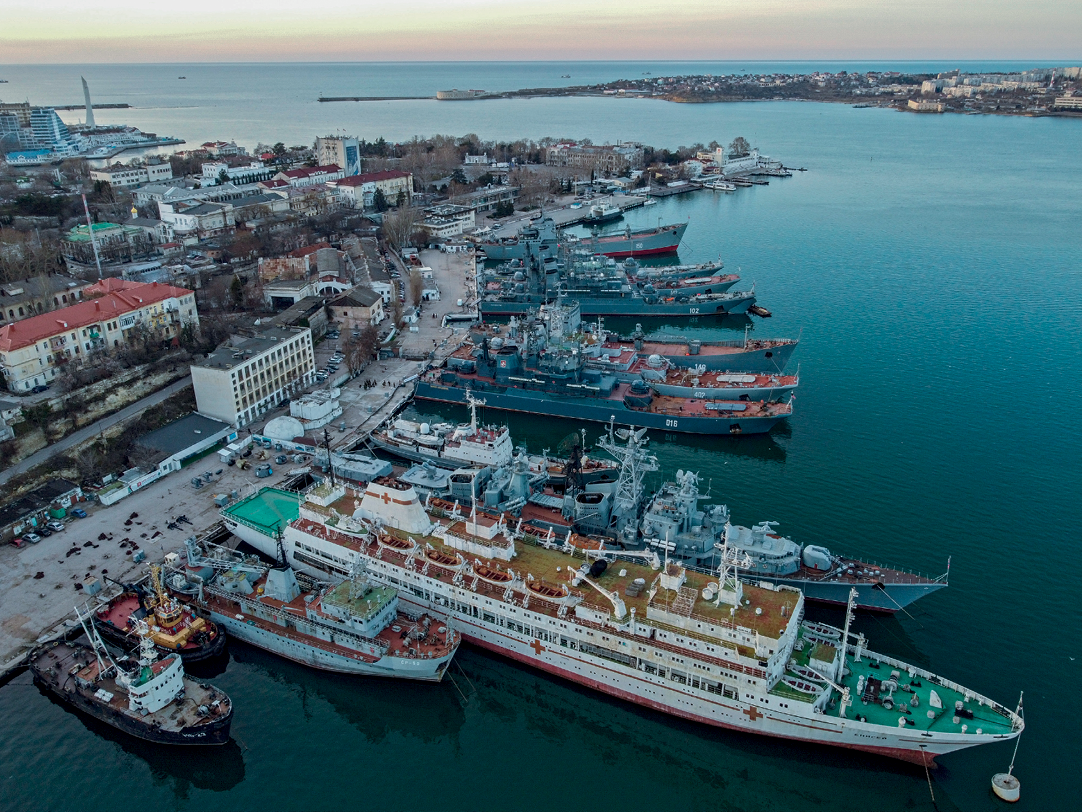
315 137 361 176
158 201 236 239
201 161 275 186
89 162 174 189
190 327 315 426
274 164 344 188
0 279 198 392
329 170 413 209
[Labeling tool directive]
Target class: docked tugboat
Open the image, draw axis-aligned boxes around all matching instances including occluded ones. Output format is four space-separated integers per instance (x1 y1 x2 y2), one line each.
28 609 233 745
94 565 226 662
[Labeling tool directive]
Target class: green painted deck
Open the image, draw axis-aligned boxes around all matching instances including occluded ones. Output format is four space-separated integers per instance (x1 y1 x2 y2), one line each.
776 629 1016 736
322 581 395 621
840 656 1015 735
222 487 301 537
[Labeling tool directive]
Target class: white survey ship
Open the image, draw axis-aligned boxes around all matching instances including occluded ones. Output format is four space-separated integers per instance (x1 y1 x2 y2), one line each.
225 475 1022 765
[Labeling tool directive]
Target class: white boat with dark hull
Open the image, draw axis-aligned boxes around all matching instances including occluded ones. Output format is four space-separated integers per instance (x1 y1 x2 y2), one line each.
168 537 458 681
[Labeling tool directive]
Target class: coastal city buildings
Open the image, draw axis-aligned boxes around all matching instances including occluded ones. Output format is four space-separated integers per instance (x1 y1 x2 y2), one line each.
327 287 384 329
273 164 344 188
545 142 644 174
0 279 198 392
422 204 475 238
200 161 276 186
0 276 91 327
330 169 413 209
60 222 154 267
315 136 361 176
158 200 237 240
89 162 174 188
190 327 315 426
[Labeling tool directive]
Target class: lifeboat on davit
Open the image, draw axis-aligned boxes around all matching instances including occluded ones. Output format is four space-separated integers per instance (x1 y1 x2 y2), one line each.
526 579 567 599
378 534 417 554
474 563 514 585
425 548 465 570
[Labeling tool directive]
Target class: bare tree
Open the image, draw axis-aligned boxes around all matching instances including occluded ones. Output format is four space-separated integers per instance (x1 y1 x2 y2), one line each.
341 332 363 377
408 270 424 306
382 207 419 252
356 324 379 363
729 137 751 158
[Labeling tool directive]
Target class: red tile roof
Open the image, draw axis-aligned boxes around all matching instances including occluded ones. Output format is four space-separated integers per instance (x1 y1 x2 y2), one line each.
0 281 193 352
333 170 411 187
279 164 341 179
289 242 332 258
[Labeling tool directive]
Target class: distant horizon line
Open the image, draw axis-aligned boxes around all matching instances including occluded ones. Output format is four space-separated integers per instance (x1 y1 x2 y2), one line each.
1 59 1076 68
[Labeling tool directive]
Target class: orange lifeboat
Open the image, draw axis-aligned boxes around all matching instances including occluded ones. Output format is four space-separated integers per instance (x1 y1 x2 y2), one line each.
425 549 465 568
474 563 514 584
526 580 566 599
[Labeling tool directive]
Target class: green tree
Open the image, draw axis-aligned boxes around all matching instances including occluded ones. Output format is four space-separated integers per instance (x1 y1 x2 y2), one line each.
230 275 244 309
217 168 230 185
451 167 468 185
372 188 389 212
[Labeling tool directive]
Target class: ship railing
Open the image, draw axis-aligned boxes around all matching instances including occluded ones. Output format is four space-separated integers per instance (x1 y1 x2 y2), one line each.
642 334 750 349
204 584 393 657
852 646 1021 729
571 612 767 680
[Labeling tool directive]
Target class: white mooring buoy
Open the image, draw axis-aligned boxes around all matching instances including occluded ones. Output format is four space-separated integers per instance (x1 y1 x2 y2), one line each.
992 691 1024 803
991 772 1020 803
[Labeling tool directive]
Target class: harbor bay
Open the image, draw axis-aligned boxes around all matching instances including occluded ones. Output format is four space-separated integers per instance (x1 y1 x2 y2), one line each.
1 62 1080 812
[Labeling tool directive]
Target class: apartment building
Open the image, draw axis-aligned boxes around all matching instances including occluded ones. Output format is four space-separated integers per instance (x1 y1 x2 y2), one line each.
545 143 645 174
0 279 198 392
0 275 91 326
201 161 275 186
190 327 315 426
158 201 237 239
330 170 413 209
274 164 344 188
89 162 173 189
315 136 361 176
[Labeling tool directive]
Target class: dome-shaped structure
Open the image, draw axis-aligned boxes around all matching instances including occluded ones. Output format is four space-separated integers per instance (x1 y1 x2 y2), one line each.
263 415 304 441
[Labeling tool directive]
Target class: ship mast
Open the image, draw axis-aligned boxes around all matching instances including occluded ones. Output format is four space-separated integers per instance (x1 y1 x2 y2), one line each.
464 389 485 434
597 422 657 543
837 586 858 684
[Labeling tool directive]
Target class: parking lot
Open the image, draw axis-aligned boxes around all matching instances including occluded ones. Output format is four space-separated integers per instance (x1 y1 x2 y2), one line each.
0 454 300 669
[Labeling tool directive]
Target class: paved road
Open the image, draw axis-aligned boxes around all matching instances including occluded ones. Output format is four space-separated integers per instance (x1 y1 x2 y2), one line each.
0 376 193 487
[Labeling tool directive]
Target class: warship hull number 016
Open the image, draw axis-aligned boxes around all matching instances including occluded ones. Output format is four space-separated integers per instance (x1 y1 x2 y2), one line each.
219 477 1022 766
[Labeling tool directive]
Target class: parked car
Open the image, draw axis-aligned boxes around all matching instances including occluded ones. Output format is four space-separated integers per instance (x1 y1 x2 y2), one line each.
71 508 87 518
31 385 49 393
46 521 65 532
24 532 42 544
11 537 27 548
37 527 53 537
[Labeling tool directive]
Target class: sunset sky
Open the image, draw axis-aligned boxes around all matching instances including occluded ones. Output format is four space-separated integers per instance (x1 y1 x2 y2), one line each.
1 0 1079 63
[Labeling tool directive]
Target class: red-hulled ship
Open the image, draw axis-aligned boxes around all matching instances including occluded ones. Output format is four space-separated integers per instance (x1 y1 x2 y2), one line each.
94 565 226 662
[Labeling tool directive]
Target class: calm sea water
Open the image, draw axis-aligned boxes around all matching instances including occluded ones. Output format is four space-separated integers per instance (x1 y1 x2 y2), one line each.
2 63 1080 812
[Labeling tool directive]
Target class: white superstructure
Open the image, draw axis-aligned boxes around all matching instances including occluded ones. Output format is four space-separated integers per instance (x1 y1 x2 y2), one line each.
235 478 1023 766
